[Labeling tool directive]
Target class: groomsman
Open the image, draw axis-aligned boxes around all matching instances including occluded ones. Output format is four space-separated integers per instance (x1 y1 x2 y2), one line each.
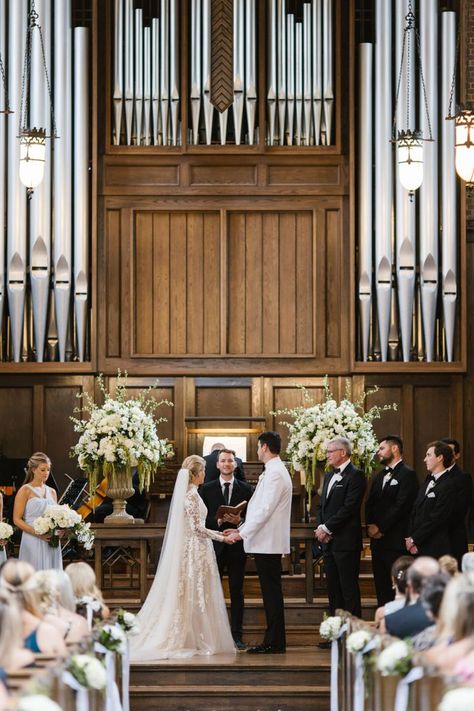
200 449 253 650
406 441 455 559
365 436 419 606
315 437 366 618
441 438 473 569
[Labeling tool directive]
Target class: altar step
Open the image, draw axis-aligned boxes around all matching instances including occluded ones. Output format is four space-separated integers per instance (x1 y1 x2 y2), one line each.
130 647 330 711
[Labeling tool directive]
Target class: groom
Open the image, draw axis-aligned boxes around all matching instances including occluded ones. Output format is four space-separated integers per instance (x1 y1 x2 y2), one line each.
224 431 292 654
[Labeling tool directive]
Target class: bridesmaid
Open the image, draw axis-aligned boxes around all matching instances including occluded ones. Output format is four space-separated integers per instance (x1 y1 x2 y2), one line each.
0 493 6 565
13 452 63 571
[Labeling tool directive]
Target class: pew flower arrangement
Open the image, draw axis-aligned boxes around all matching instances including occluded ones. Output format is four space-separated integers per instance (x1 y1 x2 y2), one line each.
272 377 396 497
17 696 63 711
95 623 127 655
67 653 107 690
114 608 140 636
439 688 474 711
0 521 13 546
319 615 344 641
346 629 373 655
71 372 174 494
377 640 412 677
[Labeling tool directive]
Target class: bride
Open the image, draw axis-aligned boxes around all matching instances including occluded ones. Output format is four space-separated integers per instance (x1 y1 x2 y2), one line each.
130 455 236 660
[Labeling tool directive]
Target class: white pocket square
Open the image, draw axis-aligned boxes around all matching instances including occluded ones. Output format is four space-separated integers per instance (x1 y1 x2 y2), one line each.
427 492 436 498
390 479 399 486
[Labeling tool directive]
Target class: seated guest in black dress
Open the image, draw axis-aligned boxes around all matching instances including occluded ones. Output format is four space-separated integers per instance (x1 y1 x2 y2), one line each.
384 557 440 638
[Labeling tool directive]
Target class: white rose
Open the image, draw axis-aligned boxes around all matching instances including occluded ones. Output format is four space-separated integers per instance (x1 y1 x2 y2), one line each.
346 630 372 654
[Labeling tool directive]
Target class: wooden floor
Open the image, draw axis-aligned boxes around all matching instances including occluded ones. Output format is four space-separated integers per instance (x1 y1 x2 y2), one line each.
130 646 330 711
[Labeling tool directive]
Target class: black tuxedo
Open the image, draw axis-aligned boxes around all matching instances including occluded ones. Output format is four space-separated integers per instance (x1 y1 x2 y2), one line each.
447 463 473 567
365 461 419 605
200 477 253 640
408 472 455 559
204 450 246 483
316 462 366 616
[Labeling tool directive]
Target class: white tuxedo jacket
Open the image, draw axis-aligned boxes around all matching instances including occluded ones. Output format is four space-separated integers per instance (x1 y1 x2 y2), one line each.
239 457 292 554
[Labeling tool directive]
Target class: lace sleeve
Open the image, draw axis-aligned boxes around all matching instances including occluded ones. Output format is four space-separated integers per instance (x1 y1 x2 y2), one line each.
184 491 225 542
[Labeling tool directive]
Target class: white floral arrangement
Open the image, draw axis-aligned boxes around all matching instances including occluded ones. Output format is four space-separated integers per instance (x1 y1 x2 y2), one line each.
377 640 412 677
0 521 13 546
96 623 127 655
115 608 140 636
272 377 396 496
439 687 474 711
346 629 373 655
319 615 344 641
17 695 63 711
71 372 174 494
77 595 103 613
33 504 94 550
67 653 107 690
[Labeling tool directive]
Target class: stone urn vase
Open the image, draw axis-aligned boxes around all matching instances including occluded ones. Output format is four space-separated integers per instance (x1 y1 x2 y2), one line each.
104 469 135 524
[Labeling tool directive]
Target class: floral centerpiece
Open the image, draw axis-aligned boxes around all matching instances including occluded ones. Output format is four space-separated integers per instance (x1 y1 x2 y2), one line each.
33 504 94 550
71 372 173 522
0 521 14 547
272 377 396 497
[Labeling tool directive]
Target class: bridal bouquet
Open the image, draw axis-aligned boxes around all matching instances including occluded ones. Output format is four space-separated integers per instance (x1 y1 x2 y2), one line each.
66 653 107 690
71 371 174 494
0 521 13 546
377 640 412 677
33 504 94 550
272 377 395 496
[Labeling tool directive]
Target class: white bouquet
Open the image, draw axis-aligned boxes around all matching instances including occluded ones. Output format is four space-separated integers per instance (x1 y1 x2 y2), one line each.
33 504 94 551
0 521 13 546
346 629 373 655
115 608 140 636
377 640 412 677
272 377 396 496
439 688 474 711
71 371 174 494
67 653 107 690
75 520 94 551
17 695 63 711
96 623 127 655
319 615 344 641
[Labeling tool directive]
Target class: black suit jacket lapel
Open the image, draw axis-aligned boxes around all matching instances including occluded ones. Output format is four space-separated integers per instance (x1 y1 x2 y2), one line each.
229 479 241 506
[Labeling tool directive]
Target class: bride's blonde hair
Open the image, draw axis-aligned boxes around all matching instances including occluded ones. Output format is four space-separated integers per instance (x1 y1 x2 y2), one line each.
182 455 205 483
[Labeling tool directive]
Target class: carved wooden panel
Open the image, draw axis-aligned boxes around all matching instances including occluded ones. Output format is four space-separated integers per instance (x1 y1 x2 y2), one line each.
0 387 33 458
210 0 234 112
105 209 121 358
133 211 221 356
44 385 85 490
227 211 315 356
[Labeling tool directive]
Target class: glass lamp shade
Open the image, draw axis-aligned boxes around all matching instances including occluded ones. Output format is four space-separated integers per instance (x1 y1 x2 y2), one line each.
397 133 423 193
455 112 474 184
19 129 46 189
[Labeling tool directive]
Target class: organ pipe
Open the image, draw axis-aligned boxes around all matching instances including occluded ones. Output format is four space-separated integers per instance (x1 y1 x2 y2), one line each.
267 0 277 146
233 0 245 145
134 8 143 145
245 0 257 145
124 0 133 145
202 0 213 145
143 26 151 146
312 0 322 146
169 0 179 146
113 0 123 145
160 0 169 146
0 0 6 339
190 0 201 145
303 3 312 146
322 0 333 144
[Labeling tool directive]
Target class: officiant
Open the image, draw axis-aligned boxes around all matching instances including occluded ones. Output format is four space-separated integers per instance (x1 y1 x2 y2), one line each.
200 449 253 650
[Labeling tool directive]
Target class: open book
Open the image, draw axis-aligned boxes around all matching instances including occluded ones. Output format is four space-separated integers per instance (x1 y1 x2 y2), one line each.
216 500 247 520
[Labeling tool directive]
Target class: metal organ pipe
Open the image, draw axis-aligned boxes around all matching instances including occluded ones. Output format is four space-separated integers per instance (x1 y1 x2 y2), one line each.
74 27 89 362
286 13 295 146
303 3 312 146
358 43 373 362
441 11 457 362
190 0 202 145
277 0 287 145
113 0 123 145
233 0 245 145
151 17 160 145
0 0 6 342
295 22 303 146
143 26 151 146
245 0 257 145
267 0 277 146
124 0 134 145
134 8 143 145
169 0 179 146
30 0 51 362
160 0 169 146
7 0 28 363
312 0 322 146
202 0 213 145
322 0 333 144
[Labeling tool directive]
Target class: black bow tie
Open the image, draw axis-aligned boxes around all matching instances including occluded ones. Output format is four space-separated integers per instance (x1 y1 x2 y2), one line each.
426 474 436 483
384 467 392 474
333 468 341 475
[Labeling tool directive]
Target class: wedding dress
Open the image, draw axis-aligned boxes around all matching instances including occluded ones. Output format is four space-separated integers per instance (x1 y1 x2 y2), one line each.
130 468 236 661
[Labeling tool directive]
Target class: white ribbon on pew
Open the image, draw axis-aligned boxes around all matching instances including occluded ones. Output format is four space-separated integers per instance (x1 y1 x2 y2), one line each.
122 641 130 711
62 670 89 711
330 623 348 711
394 666 424 711
353 638 377 711
94 643 123 711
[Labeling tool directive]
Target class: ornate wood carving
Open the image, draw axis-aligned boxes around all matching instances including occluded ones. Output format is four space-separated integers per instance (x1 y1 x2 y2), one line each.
210 0 234 112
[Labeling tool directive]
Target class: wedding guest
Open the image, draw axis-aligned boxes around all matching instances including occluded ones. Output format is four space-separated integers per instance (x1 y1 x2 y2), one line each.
384 557 439 638
13 452 63 571
439 555 459 578
33 570 90 644
65 562 110 628
225 432 292 654
374 556 413 628
441 438 473 569
412 572 450 651
0 560 66 656
0 589 34 672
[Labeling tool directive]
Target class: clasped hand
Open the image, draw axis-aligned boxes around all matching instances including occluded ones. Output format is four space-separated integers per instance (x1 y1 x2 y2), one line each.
314 525 331 544
367 524 383 540
223 529 242 544
405 537 418 555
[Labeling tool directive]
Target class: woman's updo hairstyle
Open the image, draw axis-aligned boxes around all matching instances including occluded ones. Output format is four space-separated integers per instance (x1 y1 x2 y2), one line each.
182 455 205 483
23 452 51 484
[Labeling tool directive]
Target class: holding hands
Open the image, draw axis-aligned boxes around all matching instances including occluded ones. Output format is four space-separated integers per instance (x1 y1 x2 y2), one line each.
223 529 242 543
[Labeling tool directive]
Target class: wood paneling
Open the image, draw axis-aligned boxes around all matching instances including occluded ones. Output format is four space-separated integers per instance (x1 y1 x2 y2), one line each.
44 385 85 491
0 388 33 457
267 165 341 186
189 165 257 186
105 209 121 358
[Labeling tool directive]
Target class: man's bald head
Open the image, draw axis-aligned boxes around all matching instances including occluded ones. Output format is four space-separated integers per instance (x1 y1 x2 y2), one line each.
408 557 440 595
211 442 226 453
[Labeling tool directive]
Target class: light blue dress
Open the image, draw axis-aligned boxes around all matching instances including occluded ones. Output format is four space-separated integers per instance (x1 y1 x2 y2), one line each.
0 547 6 565
19 484 63 571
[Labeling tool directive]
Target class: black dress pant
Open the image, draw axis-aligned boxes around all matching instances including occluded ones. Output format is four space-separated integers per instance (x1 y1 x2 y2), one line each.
323 549 361 618
254 553 286 649
371 545 405 607
217 544 247 639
